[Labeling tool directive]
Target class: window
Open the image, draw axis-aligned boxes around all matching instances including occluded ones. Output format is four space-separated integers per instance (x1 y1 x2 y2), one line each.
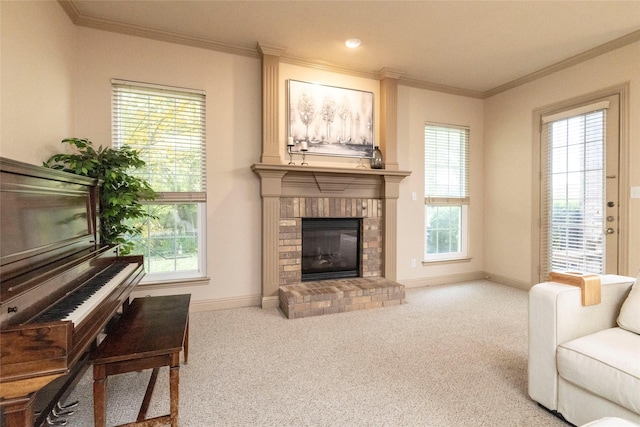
112 79 206 281
424 124 469 261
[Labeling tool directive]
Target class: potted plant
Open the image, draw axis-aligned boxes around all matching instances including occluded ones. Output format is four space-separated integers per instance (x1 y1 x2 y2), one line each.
44 137 156 254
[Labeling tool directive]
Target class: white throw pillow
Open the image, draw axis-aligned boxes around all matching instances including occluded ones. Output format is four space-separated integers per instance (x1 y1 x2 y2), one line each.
617 272 640 334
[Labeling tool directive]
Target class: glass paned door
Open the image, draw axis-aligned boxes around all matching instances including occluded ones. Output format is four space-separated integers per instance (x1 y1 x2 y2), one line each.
540 95 619 279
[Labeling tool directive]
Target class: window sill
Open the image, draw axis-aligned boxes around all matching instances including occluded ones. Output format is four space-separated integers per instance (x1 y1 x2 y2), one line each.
422 257 472 266
137 276 211 290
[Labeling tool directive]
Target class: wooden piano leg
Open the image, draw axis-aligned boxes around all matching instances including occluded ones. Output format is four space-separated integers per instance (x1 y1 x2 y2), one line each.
2 394 35 427
93 363 107 427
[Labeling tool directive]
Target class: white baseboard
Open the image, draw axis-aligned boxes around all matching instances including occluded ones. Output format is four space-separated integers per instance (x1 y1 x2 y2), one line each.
399 271 486 288
189 294 262 312
483 272 532 290
399 271 532 291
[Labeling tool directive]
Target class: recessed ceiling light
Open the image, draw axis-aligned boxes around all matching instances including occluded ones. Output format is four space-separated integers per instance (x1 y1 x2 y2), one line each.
345 38 361 48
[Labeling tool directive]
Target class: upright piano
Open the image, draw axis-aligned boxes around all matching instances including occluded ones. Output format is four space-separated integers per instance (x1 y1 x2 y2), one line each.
0 158 145 426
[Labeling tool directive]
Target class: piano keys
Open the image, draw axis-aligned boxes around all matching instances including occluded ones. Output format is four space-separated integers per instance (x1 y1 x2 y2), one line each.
0 157 145 427
34 262 139 325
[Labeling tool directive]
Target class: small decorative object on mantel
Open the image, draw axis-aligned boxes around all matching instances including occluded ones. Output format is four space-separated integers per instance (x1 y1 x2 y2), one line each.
300 140 309 166
287 136 295 165
370 146 384 169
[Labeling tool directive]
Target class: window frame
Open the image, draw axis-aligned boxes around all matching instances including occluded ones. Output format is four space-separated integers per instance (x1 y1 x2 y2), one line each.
423 123 470 262
424 203 469 262
111 79 207 283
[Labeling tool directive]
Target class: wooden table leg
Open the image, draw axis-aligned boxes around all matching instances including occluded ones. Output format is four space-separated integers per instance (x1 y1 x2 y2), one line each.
93 363 107 427
137 367 160 422
170 353 180 427
184 317 189 364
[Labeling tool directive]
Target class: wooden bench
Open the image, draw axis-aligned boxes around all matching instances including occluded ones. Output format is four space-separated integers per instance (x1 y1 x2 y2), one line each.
90 294 191 427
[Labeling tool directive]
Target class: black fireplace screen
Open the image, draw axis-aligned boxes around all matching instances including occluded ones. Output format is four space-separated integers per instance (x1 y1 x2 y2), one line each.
301 218 361 281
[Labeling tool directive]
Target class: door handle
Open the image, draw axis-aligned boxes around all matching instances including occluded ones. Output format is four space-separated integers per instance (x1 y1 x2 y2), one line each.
606 228 616 234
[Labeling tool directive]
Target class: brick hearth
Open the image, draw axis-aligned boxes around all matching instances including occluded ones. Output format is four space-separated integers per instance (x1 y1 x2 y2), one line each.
280 277 406 319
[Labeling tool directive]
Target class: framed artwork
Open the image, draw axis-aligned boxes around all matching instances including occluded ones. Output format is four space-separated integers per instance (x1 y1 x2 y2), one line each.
288 79 374 158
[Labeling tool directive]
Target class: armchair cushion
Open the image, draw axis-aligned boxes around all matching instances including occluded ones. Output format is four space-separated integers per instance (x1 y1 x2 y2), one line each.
618 273 640 334
557 327 640 414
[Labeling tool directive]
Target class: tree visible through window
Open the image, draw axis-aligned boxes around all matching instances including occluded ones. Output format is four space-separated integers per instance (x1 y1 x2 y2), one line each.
112 80 206 280
426 205 461 254
424 124 469 260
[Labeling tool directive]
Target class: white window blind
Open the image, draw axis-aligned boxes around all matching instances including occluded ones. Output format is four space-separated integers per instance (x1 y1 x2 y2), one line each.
112 79 207 279
424 124 469 202
112 80 206 199
540 104 607 277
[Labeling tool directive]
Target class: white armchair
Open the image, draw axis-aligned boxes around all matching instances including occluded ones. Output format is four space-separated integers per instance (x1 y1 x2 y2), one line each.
528 274 640 426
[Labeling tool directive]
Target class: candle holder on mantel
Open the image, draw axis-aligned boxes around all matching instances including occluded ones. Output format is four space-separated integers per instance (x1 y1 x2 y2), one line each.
287 137 295 165
299 140 309 165
287 146 295 165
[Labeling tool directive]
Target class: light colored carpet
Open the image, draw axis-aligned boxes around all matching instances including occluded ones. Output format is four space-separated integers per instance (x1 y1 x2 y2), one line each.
65 280 567 426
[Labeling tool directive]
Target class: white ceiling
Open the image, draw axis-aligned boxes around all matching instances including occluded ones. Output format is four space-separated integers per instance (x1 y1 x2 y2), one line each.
68 0 640 96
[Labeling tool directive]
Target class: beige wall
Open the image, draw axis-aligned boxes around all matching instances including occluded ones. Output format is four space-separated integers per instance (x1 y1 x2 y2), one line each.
483 41 640 284
1 1 76 162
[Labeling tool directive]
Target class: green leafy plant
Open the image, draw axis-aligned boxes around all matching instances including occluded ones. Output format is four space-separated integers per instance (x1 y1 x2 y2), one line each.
44 137 156 254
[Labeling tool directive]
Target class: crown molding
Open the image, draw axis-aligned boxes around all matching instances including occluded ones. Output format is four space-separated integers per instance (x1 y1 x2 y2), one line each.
257 43 286 57
379 68 404 80
484 29 640 99
279 55 380 80
58 0 81 24
58 1 640 100
58 0 258 59
398 77 485 99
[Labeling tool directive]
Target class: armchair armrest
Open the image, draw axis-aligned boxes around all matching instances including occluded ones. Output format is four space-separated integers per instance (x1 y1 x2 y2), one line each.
528 274 635 411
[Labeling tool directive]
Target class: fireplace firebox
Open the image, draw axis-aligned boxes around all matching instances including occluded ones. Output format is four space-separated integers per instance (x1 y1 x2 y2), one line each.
301 218 361 281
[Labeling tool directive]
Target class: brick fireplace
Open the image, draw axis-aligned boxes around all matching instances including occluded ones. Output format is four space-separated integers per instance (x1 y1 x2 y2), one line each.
280 199 381 285
252 164 410 313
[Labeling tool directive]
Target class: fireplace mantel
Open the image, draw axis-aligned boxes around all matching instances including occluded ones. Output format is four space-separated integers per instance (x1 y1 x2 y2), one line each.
252 163 411 197
251 163 411 178
252 163 411 309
